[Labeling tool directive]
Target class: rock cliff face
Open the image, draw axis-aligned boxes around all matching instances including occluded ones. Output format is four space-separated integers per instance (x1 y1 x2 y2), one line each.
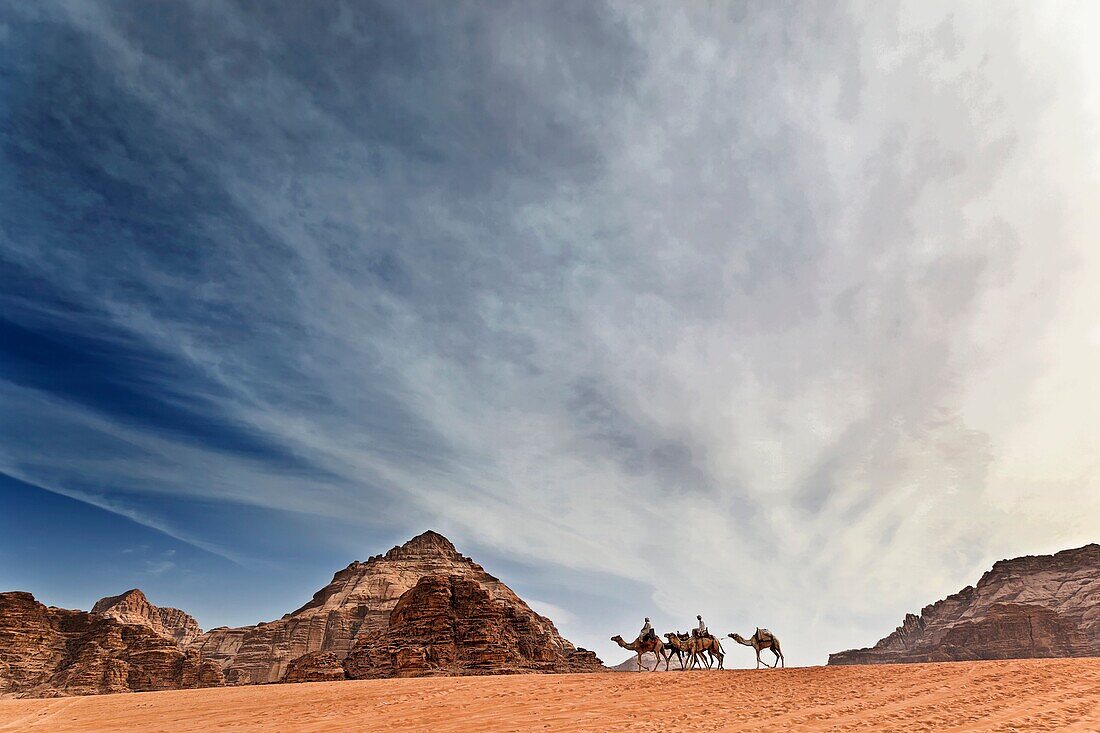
0 592 223 698
0 530 600 696
829 543 1100 665
92 589 203 645
191 531 602 683
342 575 604 678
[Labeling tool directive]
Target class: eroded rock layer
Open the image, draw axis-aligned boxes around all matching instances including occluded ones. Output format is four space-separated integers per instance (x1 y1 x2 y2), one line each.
829 544 1100 664
342 575 604 678
0 592 223 698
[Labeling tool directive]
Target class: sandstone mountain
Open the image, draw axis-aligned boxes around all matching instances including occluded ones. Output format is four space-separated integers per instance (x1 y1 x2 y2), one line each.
0 531 600 696
0 591 223 698
190 530 602 683
829 543 1100 665
91 589 203 645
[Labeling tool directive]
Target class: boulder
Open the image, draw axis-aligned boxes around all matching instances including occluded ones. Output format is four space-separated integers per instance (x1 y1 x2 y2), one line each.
281 651 347 683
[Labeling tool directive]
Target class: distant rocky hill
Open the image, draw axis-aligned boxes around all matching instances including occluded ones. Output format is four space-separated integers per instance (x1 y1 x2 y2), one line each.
612 652 690 672
91 588 202 645
0 530 601 697
193 530 602 683
0 591 223 697
829 543 1100 665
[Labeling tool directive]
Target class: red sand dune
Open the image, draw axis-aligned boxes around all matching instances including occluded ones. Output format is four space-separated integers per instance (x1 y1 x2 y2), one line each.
2 658 1099 732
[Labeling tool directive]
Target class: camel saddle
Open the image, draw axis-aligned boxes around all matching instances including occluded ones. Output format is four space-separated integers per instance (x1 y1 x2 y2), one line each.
754 628 773 644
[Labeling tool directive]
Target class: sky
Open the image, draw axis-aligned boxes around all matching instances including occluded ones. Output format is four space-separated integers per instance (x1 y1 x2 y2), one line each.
2 1 1100 668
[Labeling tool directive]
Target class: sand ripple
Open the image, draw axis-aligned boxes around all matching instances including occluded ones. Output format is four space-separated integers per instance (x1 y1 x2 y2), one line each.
2 657 1099 732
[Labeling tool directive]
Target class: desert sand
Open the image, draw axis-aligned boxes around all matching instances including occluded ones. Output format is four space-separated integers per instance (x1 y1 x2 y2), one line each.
2 658 1099 732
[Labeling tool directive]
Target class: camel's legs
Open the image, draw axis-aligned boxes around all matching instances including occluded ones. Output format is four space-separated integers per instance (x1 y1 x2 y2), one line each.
755 648 762 669
636 651 644 672
706 640 723 670
773 642 784 668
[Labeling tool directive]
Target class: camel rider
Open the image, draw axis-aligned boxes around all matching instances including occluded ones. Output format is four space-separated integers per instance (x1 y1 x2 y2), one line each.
695 614 711 639
639 617 655 643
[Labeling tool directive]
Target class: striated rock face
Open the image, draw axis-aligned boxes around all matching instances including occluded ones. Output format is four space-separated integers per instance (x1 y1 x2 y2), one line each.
342 575 604 679
829 543 1100 665
92 589 203 645
0 591 223 698
281 651 347 683
191 531 602 682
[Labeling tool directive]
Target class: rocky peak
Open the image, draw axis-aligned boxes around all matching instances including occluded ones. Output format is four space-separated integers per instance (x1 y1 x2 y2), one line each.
91 588 150 614
382 530 461 561
190 530 596 684
92 588 202 645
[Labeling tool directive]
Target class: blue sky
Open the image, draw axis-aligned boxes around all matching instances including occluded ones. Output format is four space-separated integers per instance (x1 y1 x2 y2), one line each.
2 1 1100 667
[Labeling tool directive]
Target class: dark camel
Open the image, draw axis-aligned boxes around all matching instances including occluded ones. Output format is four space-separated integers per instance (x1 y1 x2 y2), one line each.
729 629 784 668
660 632 689 669
662 632 694 669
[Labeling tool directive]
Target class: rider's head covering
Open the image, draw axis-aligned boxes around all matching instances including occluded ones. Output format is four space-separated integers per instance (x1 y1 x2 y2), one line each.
644 617 650 621
697 615 702 619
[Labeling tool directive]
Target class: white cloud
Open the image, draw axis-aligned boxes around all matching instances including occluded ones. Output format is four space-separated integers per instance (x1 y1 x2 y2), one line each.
3 0 1099 667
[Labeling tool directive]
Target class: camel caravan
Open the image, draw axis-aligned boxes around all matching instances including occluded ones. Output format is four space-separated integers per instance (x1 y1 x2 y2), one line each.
613 615 784 671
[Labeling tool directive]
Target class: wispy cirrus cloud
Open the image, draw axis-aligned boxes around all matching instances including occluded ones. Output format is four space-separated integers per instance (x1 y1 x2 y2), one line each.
2 0 1099 665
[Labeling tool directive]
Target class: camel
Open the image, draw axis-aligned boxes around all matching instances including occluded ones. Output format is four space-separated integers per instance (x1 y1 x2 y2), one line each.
659 632 689 669
667 632 724 670
728 629 784 668
662 633 693 670
612 634 669 672
688 633 724 670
